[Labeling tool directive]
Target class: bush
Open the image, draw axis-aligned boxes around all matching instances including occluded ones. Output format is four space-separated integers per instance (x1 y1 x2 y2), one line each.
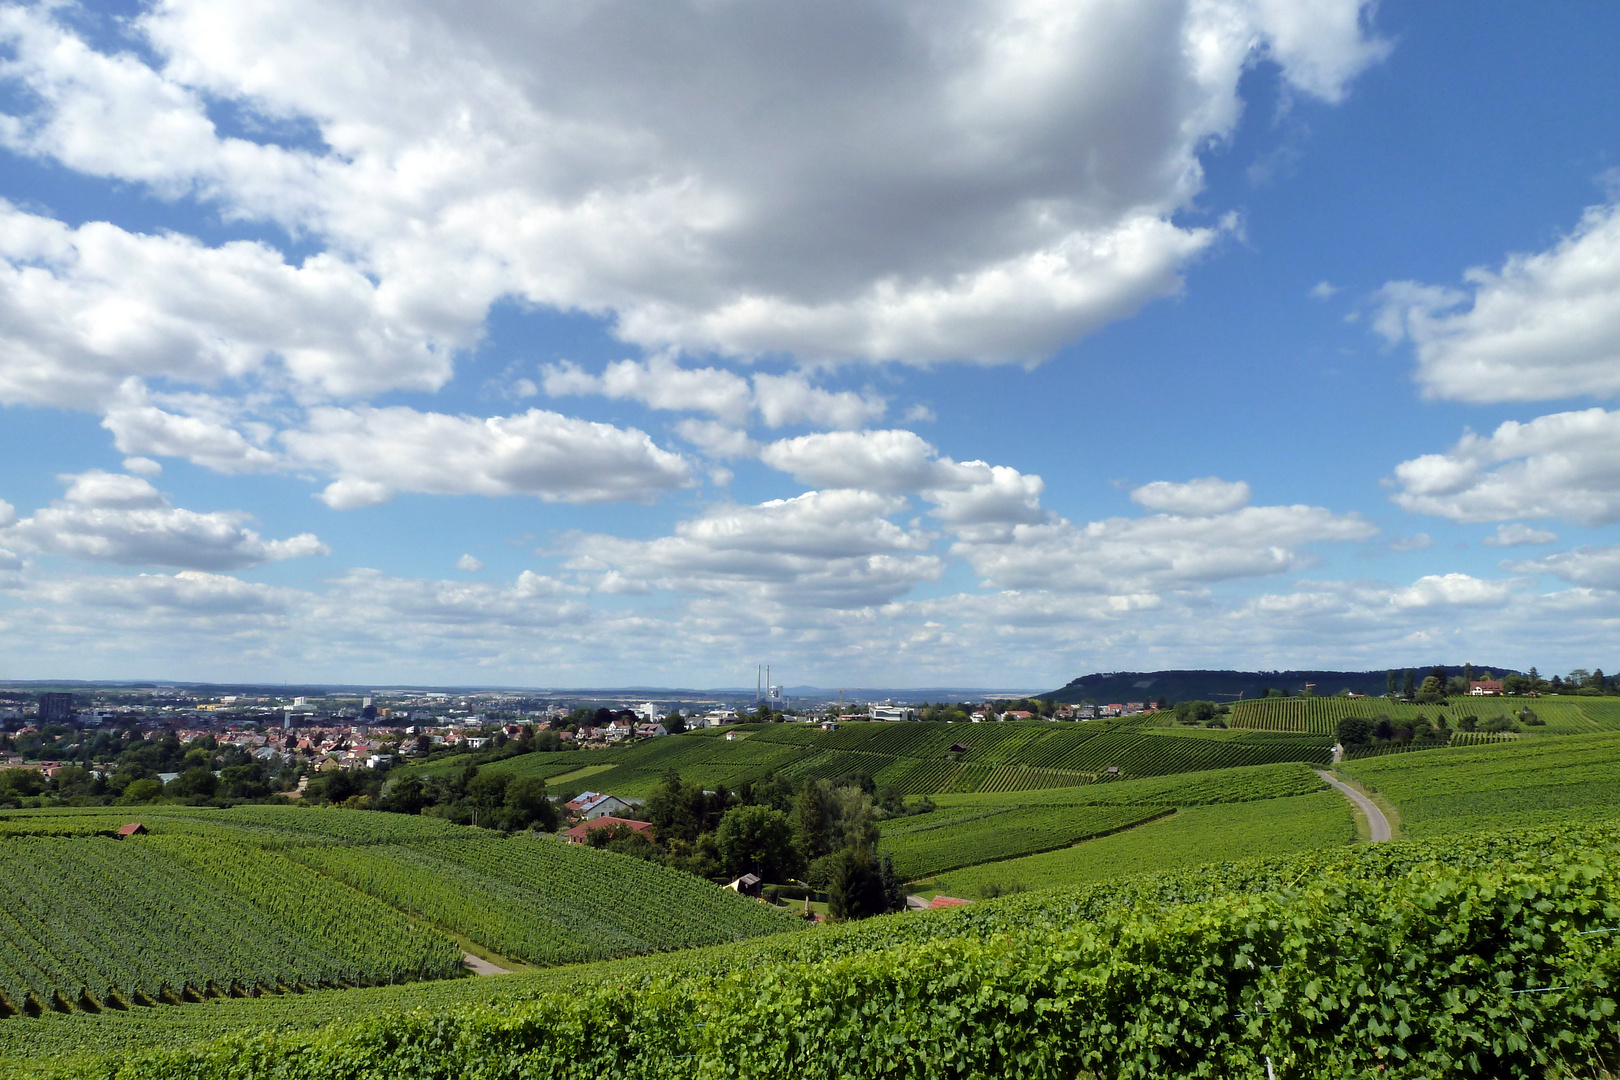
1336 716 1372 746
1480 714 1520 733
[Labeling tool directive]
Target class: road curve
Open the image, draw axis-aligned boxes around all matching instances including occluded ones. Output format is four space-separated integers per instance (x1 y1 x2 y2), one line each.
1315 770 1392 842
462 951 512 976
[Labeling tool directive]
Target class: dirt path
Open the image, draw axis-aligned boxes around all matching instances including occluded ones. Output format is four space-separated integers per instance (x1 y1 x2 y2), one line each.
1316 770 1392 842
462 951 512 976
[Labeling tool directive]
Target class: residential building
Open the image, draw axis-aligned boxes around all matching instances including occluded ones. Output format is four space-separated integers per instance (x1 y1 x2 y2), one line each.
564 792 633 820
564 816 653 844
1470 680 1505 696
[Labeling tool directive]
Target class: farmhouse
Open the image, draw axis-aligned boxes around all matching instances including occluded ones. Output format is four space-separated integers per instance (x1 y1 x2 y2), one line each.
1470 680 1505 696
564 817 653 844
565 792 633 820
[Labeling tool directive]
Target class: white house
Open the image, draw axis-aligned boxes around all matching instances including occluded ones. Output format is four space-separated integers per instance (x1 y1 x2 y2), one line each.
870 705 917 722
565 792 633 820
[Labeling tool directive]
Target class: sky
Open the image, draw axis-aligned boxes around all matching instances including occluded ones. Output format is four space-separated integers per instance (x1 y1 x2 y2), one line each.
0 0 1618 689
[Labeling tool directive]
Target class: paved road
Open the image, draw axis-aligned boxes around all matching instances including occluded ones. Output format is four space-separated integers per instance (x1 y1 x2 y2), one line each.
1316 770 1392 842
462 951 512 976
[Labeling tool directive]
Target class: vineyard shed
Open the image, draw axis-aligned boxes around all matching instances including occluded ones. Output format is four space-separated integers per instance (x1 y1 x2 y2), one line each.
115 822 147 837
726 873 763 897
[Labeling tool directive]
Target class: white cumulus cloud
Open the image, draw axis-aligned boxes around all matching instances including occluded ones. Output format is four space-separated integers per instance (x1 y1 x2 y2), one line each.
759 429 1048 530
1375 202 1620 403
954 503 1377 594
1510 545 1620 589
1130 477 1252 515
281 406 693 509
1391 408 1620 525
1482 523 1559 547
571 489 941 609
0 0 1386 393
2 470 328 570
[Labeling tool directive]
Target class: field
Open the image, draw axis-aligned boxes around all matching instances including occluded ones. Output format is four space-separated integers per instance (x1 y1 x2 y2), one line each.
473 719 1333 799
16 821 1620 1078
0 806 799 1019
930 791 1355 896
1337 730 1620 836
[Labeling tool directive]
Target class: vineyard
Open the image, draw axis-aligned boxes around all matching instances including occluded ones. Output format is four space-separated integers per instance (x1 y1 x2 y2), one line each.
1339 730 1620 837
288 836 798 965
475 719 1333 800
932 791 1354 896
0 807 799 1021
26 821 1620 1079
0 834 462 1017
1226 693 1620 736
881 803 1170 880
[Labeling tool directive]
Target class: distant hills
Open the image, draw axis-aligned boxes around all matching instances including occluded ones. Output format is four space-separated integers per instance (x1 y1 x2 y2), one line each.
1040 666 1520 705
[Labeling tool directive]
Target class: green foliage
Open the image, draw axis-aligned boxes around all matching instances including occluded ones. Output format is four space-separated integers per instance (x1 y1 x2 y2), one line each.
1340 731 1620 836
474 720 1332 803
287 835 800 965
879 802 1169 880
0 804 799 1019
715 804 800 882
934 792 1353 896
0 833 461 1015
1335 715 1371 746
28 825 1620 1079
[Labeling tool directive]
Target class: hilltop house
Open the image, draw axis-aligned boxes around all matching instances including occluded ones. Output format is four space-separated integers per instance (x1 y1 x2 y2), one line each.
1470 680 1505 696
634 722 667 738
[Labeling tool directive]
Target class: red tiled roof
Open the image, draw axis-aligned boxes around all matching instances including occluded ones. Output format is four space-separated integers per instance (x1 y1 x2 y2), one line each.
564 816 653 843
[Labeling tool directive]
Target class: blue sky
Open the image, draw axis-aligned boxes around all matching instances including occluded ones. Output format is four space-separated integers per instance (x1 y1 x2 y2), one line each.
1 0 1618 688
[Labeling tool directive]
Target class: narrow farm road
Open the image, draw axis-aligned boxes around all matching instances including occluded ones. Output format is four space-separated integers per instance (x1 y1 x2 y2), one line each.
462 951 512 976
1316 770 1392 842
